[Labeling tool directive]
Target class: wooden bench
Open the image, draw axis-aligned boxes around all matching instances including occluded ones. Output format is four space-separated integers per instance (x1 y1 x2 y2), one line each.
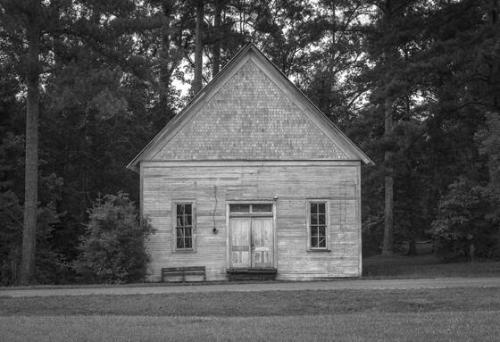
161 266 206 282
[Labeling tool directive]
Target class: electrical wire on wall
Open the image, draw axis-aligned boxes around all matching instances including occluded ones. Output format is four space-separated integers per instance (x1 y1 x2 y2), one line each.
212 185 218 234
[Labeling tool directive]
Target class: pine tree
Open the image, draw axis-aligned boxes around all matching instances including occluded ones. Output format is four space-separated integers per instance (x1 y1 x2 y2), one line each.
0 0 43 284
193 0 204 94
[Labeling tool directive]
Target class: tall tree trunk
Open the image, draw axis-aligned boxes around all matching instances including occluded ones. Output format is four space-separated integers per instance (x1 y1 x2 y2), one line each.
491 0 499 109
20 0 41 285
318 0 336 114
491 0 498 24
381 0 394 256
193 0 204 94
159 1 172 105
330 0 336 48
159 0 174 122
382 97 394 256
212 0 222 77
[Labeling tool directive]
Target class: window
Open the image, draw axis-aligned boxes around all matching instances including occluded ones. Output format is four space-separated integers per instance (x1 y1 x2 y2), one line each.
309 202 327 249
229 203 250 213
252 204 273 212
229 203 273 215
176 203 193 249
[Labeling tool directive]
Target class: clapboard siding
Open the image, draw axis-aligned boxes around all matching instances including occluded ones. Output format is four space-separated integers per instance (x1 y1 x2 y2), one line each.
142 162 361 281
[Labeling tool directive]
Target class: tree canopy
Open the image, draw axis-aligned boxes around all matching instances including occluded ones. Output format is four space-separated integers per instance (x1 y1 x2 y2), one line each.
0 0 499 284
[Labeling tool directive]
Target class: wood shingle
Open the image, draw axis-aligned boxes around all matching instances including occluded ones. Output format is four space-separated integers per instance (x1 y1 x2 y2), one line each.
154 60 348 160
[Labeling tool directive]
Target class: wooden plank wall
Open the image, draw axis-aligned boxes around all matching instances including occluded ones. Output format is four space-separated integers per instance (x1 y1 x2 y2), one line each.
142 162 361 281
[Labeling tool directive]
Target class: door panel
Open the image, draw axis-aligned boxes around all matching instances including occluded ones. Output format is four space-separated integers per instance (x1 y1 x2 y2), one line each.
230 218 251 268
251 218 273 268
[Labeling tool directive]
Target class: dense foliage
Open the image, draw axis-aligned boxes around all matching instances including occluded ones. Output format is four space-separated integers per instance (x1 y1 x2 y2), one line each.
74 193 154 283
0 0 499 284
431 178 499 260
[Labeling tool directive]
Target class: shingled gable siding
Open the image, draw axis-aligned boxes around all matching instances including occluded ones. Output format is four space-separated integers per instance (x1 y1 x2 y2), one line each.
152 60 349 160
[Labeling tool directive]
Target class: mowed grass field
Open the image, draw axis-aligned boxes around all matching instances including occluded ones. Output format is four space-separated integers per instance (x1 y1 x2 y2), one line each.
2 286 500 341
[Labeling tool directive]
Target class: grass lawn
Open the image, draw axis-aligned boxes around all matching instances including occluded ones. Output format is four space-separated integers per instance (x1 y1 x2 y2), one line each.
1 311 499 342
2 287 500 341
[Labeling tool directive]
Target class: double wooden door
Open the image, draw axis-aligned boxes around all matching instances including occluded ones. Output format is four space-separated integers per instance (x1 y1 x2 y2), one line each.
230 217 273 268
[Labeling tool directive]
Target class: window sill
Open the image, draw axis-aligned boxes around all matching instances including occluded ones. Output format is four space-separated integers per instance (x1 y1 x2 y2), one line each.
174 249 196 253
307 248 331 253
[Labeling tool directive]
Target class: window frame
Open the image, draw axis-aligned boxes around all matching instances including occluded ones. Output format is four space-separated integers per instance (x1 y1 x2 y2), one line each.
229 202 274 217
173 201 196 252
306 200 330 251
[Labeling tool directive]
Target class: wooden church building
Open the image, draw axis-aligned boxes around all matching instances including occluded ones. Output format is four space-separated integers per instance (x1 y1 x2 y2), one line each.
128 43 373 281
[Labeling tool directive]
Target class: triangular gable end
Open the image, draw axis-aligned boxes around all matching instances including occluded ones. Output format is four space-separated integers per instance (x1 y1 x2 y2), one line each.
128 44 373 170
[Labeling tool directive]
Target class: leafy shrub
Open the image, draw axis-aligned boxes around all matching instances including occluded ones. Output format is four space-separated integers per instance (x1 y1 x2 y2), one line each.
431 177 499 260
74 192 154 283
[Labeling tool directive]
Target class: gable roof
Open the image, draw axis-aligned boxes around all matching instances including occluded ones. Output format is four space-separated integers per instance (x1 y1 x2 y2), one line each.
127 43 373 171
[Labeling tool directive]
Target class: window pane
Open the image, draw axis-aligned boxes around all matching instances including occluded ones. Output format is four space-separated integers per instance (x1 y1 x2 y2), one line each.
185 204 192 215
318 203 326 214
311 236 318 248
176 226 184 248
185 237 192 248
319 226 326 237
311 203 318 215
185 227 192 237
318 237 326 248
230 204 250 212
318 214 325 225
186 214 192 226
252 204 272 212
311 213 318 225
177 216 184 227
177 204 183 216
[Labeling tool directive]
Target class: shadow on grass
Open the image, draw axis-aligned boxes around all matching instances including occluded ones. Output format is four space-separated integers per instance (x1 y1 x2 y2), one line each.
363 254 500 278
1 287 500 317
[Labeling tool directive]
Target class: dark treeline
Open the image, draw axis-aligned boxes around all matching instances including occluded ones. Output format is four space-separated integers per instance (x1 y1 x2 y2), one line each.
0 0 499 285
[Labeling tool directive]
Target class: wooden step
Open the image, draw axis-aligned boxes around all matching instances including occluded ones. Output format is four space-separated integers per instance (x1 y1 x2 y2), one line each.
227 268 277 281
